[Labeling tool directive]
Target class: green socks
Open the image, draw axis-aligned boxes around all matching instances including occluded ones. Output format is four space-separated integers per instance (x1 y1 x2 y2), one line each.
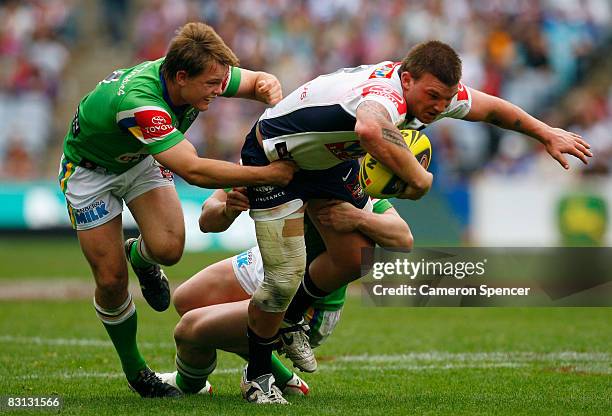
175 353 216 394
271 353 293 388
94 294 146 381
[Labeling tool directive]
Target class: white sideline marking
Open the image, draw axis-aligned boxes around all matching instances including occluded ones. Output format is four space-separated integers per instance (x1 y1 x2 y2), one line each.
3 335 611 379
0 335 174 349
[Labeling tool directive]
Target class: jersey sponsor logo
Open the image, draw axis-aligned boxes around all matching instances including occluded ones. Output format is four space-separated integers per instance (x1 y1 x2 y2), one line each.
324 140 366 161
134 108 176 140
456 82 468 101
369 62 400 79
151 115 167 125
73 201 110 225
115 152 148 163
361 83 406 114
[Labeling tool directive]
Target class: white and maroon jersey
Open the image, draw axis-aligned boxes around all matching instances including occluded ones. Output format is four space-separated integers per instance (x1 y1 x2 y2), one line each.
257 61 472 170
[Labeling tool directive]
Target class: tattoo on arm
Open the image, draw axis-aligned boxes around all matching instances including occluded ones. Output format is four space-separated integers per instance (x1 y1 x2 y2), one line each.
357 101 392 124
381 128 408 148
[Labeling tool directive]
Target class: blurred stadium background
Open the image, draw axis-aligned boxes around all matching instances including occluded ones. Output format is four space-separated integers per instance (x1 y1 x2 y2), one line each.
0 0 611 250
1 2 610 413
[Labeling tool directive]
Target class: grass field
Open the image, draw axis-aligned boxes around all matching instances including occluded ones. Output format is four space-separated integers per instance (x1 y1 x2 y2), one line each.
0 237 610 415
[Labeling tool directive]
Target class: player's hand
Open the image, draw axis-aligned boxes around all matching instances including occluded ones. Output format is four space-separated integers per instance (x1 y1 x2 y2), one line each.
317 200 364 232
256 74 283 105
262 160 298 186
224 187 249 218
542 127 592 169
396 171 433 200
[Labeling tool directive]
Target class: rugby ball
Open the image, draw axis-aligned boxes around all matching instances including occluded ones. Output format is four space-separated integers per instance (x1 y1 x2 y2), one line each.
358 130 432 198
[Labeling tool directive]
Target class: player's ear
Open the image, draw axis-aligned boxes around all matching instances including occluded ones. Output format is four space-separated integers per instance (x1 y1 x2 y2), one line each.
400 71 413 91
175 70 188 86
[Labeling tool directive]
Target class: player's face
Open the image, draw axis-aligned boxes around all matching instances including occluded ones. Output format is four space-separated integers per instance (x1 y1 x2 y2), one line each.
401 72 458 124
178 62 228 111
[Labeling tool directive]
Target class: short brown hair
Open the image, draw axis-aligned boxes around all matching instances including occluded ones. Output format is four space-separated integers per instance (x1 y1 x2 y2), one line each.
161 22 240 80
399 40 462 86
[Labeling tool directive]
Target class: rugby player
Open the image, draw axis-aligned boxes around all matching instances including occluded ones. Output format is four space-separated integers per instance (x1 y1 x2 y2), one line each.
57 22 295 398
238 40 592 403
158 188 411 403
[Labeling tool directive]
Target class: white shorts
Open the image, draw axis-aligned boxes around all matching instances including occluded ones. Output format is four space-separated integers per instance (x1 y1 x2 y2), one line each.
58 155 175 230
231 246 342 348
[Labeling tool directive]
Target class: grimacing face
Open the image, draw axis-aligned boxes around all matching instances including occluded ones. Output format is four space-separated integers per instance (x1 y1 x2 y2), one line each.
176 62 228 111
400 71 458 124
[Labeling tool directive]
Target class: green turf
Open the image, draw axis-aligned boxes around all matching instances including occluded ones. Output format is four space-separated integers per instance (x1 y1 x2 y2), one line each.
0 299 609 415
0 237 234 282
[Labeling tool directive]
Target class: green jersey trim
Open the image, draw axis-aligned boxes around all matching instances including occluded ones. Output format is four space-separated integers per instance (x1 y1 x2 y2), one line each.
221 67 241 97
147 131 184 154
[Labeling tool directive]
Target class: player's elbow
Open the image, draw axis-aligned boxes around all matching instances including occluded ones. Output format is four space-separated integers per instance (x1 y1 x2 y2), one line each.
355 120 380 149
407 171 433 200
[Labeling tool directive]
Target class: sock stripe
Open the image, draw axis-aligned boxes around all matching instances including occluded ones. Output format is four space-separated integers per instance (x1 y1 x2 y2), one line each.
176 353 216 378
94 295 136 325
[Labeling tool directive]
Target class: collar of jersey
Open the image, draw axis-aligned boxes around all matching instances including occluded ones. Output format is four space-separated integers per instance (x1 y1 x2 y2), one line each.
159 69 190 116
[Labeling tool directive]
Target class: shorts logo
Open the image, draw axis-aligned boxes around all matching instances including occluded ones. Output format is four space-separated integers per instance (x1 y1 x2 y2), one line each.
325 140 365 161
254 185 275 193
345 180 365 201
361 83 406 114
236 249 254 268
159 166 174 181
73 201 110 225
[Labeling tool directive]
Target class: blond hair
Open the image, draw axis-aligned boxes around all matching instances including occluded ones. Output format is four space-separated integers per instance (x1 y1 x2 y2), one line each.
161 22 239 80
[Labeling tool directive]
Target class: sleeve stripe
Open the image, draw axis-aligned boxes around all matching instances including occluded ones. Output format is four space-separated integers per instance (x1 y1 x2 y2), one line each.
116 105 170 123
221 66 242 97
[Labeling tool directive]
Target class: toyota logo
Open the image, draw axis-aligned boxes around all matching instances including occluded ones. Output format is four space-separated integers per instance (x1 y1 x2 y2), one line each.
151 115 167 125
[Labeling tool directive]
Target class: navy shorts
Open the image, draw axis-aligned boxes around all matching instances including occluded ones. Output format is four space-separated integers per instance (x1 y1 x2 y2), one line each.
240 124 368 211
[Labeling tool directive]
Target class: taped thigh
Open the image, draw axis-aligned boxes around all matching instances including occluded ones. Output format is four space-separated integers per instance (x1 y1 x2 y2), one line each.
251 211 306 312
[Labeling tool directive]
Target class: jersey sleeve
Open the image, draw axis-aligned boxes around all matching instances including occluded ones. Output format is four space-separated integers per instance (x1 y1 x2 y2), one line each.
438 81 472 120
220 66 242 97
354 80 407 125
372 198 393 214
116 95 184 154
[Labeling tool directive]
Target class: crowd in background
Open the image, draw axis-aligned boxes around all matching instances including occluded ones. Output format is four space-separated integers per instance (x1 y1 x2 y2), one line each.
0 0 611 183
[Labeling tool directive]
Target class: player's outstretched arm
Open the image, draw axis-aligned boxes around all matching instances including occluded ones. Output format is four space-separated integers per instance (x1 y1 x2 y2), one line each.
232 69 283 105
199 188 249 233
355 101 433 200
154 139 296 188
317 201 413 248
464 88 592 170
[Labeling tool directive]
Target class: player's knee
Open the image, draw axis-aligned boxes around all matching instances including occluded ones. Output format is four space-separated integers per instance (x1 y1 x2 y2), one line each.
95 273 129 298
172 285 190 316
252 259 306 312
174 309 212 347
148 236 184 265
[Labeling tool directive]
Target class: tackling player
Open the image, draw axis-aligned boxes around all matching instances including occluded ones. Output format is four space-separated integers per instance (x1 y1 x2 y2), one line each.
238 40 592 403
57 22 295 398
158 188 411 403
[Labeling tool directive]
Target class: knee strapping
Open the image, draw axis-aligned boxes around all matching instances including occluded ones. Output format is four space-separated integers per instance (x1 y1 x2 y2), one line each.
251 213 306 313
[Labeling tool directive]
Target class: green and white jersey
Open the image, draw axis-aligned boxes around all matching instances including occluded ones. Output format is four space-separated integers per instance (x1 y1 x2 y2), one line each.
62 58 241 174
309 198 394 311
